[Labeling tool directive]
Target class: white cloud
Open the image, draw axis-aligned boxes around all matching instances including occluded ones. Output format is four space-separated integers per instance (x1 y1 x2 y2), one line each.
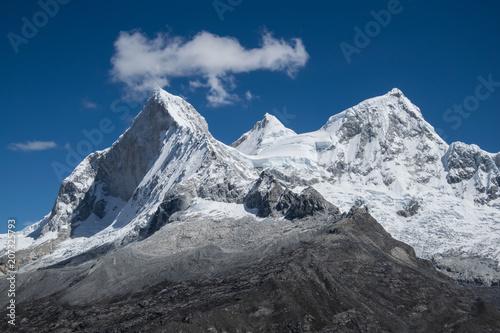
245 90 254 101
8 141 57 152
82 97 98 109
110 30 309 106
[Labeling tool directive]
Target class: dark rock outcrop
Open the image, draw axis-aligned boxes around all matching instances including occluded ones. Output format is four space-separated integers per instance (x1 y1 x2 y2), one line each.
142 190 192 239
285 187 340 220
397 198 420 218
244 170 285 217
245 171 340 220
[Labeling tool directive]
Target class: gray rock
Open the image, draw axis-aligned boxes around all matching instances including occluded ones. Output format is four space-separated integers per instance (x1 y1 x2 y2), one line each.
285 187 340 220
397 198 420 218
141 189 193 239
275 188 297 215
93 199 107 219
244 172 340 220
444 142 500 191
433 253 500 286
244 170 286 217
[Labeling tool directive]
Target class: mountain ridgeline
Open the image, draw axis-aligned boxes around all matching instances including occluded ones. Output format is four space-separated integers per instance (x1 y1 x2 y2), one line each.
1 88 500 332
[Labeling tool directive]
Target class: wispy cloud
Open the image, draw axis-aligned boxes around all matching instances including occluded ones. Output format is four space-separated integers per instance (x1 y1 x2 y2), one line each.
82 97 98 109
23 221 35 227
245 90 254 101
8 140 57 152
110 29 309 106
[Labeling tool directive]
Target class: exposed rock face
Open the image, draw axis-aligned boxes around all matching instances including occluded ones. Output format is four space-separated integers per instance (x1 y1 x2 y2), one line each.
319 88 448 189
244 171 340 219
140 189 193 239
444 142 500 202
274 188 297 215
244 170 286 217
243 170 301 218
285 187 340 220
2 209 499 332
397 198 420 218
93 199 107 219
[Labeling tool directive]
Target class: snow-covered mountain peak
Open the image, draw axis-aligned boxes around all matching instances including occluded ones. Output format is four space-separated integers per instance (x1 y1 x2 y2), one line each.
257 113 295 136
388 87 404 97
141 87 210 135
384 87 424 119
321 88 437 145
24 88 238 246
261 112 283 126
4 88 500 287
231 112 297 155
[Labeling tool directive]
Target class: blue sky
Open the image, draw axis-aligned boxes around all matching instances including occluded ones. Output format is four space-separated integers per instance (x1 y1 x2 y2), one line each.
1 0 500 231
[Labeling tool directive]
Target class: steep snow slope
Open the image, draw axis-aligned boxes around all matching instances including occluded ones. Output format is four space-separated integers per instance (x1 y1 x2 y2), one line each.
231 113 297 155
